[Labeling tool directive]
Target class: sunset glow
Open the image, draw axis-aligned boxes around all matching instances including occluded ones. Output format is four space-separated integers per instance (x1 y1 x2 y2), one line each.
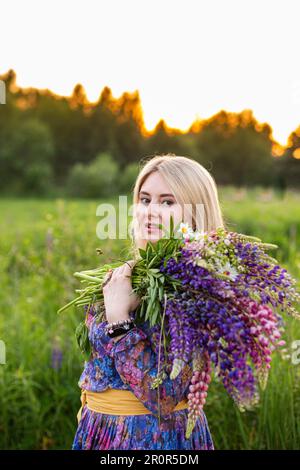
1 0 299 147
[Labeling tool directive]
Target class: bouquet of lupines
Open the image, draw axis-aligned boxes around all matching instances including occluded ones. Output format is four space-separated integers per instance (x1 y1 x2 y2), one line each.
58 216 300 438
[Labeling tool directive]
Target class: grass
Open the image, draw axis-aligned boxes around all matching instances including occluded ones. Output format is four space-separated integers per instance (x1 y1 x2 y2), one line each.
0 186 299 449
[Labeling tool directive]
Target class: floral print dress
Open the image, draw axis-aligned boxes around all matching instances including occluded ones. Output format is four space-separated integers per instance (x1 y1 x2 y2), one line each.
72 305 214 450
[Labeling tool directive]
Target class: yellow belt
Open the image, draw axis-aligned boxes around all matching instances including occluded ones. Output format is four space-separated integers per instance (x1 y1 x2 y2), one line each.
77 388 189 424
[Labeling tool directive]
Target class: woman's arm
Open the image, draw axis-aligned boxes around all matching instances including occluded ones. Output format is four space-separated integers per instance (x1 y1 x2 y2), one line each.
87 306 192 417
109 326 193 418
85 255 193 417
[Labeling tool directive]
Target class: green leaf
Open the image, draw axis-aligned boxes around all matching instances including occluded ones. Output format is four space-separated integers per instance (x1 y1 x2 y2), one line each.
152 285 158 298
148 255 158 268
138 248 147 258
169 214 174 238
159 285 164 301
145 289 157 321
75 321 91 357
145 302 152 321
151 305 160 326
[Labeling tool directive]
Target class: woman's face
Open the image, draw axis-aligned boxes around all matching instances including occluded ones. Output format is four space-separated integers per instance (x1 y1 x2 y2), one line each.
134 172 184 250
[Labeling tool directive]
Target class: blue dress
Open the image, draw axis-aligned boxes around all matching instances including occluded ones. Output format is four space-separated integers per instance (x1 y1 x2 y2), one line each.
72 305 215 450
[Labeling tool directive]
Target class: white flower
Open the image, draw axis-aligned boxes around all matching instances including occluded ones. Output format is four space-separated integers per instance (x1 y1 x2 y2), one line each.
177 222 194 239
193 230 205 241
217 261 239 281
194 257 209 269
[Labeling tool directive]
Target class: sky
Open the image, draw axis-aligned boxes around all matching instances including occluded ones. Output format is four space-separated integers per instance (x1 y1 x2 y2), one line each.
1 0 300 146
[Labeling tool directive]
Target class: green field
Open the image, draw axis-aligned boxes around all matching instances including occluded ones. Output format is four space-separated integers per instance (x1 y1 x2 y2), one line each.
0 186 300 450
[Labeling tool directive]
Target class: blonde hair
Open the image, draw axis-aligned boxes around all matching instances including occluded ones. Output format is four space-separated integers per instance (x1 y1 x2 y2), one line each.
129 153 227 261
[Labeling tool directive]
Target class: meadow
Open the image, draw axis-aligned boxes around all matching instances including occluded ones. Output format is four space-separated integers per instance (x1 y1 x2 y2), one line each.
0 186 299 450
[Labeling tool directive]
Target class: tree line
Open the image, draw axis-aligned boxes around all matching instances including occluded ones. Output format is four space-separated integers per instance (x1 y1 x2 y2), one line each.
0 69 299 197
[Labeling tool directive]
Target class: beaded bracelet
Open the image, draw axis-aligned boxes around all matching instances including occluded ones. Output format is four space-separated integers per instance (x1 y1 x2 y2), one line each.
106 323 136 338
104 316 136 338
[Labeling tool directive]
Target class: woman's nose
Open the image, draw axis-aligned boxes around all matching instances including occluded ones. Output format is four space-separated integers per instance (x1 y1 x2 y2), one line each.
146 201 161 219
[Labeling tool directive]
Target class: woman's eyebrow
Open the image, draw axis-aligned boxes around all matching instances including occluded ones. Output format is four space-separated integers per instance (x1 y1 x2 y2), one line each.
139 191 175 197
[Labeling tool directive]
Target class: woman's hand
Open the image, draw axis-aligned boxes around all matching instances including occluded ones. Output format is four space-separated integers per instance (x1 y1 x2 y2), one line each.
102 260 141 324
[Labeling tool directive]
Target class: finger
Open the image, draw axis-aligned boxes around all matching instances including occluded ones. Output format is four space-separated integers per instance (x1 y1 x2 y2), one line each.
124 260 135 271
104 267 114 283
102 272 112 287
123 261 134 277
112 265 123 277
105 268 113 279
115 261 133 277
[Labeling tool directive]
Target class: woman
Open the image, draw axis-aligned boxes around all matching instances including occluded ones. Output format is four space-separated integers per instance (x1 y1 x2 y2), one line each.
72 154 225 450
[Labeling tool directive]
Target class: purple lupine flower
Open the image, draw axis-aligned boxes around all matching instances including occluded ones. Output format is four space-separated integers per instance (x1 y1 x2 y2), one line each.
156 227 298 425
51 346 63 370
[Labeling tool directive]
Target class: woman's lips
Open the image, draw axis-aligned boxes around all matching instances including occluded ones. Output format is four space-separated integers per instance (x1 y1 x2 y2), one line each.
145 223 159 233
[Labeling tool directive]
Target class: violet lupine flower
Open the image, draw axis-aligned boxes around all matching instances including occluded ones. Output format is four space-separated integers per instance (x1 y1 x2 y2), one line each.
51 346 63 370
156 227 299 437
163 294 195 377
57 220 300 440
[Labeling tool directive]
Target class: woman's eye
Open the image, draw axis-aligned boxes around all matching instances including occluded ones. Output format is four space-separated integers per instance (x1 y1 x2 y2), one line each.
140 198 173 206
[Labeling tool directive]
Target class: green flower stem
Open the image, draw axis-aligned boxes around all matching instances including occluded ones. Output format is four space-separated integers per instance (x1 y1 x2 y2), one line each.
73 272 102 283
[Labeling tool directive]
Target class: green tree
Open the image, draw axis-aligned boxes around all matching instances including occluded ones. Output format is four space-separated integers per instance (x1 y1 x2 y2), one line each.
0 117 55 195
66 152 119 198
119 162 140 194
